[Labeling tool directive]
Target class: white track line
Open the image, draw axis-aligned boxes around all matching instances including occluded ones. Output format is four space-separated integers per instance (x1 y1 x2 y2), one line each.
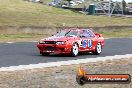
0 54 132 71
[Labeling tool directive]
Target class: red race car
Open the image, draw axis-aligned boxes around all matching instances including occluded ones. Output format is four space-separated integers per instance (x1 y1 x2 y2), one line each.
37 28 104 56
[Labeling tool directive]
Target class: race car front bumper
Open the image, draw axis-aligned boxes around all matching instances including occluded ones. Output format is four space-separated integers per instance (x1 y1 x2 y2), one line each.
37 44 72 54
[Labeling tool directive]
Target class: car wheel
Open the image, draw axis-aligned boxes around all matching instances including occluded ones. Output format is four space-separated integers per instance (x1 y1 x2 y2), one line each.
93 43 102 55
41 52 50 56
71 43 79 57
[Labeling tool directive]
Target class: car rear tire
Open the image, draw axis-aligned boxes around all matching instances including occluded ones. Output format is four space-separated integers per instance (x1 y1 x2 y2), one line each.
93 43 102 55
71 43 79 57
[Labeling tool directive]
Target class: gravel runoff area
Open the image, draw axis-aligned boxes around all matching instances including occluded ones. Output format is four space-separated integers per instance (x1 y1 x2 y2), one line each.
0 57 132 88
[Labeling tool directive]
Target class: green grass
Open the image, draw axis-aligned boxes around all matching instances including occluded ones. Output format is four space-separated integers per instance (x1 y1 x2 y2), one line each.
99 29 132 38
0 0 131 27
41 0 52 4
0 33 43 39
0 29 131 41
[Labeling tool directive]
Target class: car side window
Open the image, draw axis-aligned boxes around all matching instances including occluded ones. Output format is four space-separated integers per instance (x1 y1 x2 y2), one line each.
86 29 95 37
66 31 78 37
80 30 86 38
80 30 92 38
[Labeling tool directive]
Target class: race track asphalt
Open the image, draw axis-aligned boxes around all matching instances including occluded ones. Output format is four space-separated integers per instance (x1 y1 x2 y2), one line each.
0 38 132 67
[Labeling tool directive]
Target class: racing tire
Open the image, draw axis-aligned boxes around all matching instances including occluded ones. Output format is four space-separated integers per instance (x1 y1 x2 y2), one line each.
92 43 102 55
41 52 50 56
71 43 79 57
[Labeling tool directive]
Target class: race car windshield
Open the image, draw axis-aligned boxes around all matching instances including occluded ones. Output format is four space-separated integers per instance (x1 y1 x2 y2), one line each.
66 31 78 37
55 30 68 36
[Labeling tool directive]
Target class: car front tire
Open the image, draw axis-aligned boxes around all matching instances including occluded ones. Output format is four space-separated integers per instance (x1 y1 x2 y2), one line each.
71 43 79 57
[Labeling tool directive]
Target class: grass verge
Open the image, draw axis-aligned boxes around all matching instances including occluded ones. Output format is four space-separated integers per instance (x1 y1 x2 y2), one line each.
0 0 131 27
0 34 43 39
0 28 132 42
0 33 45 42
99 29 132 38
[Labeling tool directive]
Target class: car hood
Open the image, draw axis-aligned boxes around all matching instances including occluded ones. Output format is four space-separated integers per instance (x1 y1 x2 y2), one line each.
41 36 77 41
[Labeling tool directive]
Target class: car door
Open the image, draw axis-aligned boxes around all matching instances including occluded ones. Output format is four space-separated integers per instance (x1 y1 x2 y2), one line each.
79 29 95 51
86 29 96 50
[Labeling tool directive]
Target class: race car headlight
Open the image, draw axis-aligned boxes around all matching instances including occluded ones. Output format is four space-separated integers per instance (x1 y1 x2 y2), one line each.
56 41 65 45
